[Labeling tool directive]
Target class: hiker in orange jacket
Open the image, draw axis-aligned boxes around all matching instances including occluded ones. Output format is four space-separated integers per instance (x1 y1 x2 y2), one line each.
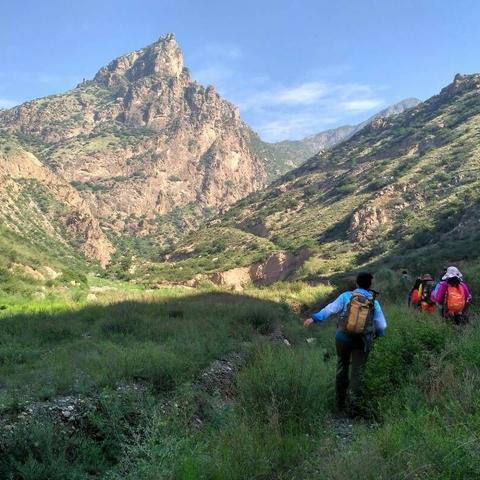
417 274 436 313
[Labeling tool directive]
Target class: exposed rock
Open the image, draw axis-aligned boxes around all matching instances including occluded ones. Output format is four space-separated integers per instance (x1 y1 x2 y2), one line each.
9 263 45 281
209 249 310 289
250 249 310 285
197 353 243 399
370 116 388 130
349 206 389 242
209 267 251 290
42 266 62 280
94 33 184 86
437 73 480 101
0 144 114 266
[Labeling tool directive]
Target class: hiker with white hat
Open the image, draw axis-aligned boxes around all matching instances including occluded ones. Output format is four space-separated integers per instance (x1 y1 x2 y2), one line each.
431 266 472 324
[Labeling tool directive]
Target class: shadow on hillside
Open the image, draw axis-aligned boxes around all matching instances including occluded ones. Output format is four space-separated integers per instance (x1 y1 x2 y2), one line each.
0 291 309 402
2 291 302 351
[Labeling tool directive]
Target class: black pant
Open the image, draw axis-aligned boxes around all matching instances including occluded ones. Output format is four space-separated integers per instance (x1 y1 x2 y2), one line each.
335 338 369 410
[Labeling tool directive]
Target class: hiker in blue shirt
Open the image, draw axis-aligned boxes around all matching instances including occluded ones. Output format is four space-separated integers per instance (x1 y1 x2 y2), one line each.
304 272 387 415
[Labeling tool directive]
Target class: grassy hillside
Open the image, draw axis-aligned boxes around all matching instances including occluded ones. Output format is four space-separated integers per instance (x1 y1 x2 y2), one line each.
0 132 106 298
153 74 480 282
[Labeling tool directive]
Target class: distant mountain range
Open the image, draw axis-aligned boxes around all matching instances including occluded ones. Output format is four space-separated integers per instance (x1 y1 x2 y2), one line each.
249 98 421 182
0 34 436 289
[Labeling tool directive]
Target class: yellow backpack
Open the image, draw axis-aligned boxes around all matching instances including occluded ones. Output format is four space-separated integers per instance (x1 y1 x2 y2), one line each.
341 292 376 334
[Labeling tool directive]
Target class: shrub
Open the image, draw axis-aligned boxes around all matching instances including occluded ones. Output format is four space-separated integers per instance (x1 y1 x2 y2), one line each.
236 345 332 431
364 305 452 408
235 304 278 335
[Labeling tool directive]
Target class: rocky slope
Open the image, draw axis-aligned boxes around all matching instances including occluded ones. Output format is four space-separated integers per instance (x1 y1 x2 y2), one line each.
0 34 265 256
153 74 480 282
0 34 424 272
0 131 113 268
250 98 421 181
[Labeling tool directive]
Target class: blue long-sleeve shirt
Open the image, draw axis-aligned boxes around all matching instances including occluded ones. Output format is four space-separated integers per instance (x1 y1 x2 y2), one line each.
312 288 387 342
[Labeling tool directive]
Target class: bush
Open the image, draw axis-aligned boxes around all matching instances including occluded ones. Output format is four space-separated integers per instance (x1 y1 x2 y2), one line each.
364 305 452 408
236 345 332 431
235 304 278 335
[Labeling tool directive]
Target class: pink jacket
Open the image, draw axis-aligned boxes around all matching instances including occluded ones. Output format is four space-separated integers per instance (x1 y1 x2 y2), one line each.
431 281 472 304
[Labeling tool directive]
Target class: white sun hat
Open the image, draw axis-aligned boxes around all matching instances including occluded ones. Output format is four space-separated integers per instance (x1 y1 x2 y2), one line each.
442 266 463 280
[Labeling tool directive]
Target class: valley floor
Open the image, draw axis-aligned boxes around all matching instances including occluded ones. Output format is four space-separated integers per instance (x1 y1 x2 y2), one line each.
0 282 479 479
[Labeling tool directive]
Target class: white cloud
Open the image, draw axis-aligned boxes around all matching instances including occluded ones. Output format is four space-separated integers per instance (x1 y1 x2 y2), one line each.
240 82 329 110
188 43 386 141
258 112 341 142
276 82 329 105
0 97 18 108
240 80 383 113
236 78 385 141
340 98 383 112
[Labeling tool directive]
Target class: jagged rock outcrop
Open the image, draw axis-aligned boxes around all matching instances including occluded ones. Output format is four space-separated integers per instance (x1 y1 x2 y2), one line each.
349 206 389 242
0 34 265 244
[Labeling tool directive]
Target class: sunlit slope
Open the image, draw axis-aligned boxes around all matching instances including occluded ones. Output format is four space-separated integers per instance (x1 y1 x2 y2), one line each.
159 74 480 279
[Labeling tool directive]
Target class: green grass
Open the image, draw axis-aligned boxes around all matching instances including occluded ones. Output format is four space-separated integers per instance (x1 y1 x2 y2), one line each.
113 286 480 479
1 276 479 479
0 291 289 409
0 288 302 479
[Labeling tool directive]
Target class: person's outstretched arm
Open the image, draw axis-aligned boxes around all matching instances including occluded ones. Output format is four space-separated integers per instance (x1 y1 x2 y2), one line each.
463 282 473 303
373 300 387 337
304 293 347 327
433 282 447 305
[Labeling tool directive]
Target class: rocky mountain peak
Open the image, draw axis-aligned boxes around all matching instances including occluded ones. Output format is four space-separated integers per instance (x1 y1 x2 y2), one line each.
436 73 480 101
94 33 185 86
0 34 266 261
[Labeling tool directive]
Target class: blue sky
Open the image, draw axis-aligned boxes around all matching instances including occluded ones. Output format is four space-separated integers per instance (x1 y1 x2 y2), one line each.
1 0 480 141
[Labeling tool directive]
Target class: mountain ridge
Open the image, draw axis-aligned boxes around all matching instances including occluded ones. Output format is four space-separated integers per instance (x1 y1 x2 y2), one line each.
249 97 421 181
148 73 480 284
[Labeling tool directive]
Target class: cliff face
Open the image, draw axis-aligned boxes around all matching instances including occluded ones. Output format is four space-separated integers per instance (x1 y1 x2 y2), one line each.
0 34 265 254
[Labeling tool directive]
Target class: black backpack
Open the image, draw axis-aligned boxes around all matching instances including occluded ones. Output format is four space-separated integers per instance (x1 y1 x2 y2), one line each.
420 280 435 305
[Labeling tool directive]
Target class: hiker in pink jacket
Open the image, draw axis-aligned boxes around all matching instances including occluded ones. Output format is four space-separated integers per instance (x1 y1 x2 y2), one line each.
431 266 472 324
